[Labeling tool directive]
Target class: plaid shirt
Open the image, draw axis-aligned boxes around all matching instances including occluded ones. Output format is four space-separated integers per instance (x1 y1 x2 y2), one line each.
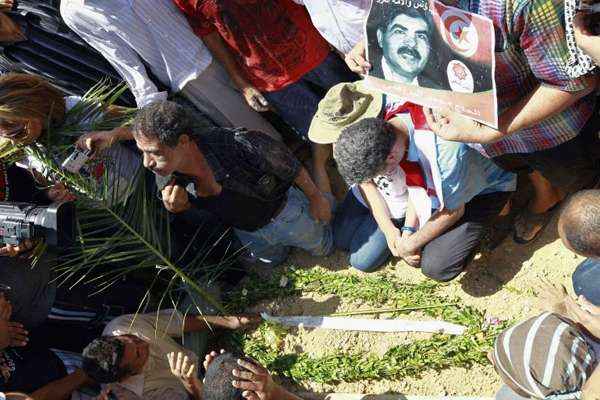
445 0 596 157
156 127 301 202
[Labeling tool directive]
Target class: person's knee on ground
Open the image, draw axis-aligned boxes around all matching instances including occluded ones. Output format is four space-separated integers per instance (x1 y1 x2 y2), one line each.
420 257 462 282
349 252 388 273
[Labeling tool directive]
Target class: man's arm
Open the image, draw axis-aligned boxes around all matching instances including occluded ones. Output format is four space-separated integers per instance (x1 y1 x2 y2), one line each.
498 80 596 136
294 167 332 223
397 205 465 256
360 182 401 256
233 359 303 400
202 32 269 112
60 5 168 107
183 315 260 333
30 369 91 400
425 79 596 144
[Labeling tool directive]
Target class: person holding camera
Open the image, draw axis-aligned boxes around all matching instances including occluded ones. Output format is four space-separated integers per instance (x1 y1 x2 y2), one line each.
0 161 74 329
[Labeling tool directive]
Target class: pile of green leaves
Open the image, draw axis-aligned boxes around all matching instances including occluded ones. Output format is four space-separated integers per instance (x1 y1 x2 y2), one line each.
227 267 507 384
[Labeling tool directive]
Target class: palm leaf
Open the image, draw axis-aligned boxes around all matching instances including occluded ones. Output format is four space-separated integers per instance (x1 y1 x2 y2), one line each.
4 80 230 315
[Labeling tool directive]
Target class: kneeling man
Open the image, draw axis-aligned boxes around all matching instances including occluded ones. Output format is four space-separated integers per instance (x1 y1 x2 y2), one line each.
132 101 333 266
334 117 516 281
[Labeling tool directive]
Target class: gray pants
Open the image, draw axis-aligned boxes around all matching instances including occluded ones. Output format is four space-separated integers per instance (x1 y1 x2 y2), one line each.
182 61 281 140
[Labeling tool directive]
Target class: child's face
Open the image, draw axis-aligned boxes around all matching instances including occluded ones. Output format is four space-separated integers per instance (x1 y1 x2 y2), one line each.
381 125 408 175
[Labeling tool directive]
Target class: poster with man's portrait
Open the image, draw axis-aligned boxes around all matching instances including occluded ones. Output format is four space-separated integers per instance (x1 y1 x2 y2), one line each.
364 0 498 128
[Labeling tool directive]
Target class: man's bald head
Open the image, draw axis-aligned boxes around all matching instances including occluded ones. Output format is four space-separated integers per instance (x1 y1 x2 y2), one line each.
558 190 600 258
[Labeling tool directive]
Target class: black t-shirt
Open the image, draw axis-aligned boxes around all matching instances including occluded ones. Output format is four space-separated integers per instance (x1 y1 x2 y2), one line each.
0 346 66 393
193 187 282 232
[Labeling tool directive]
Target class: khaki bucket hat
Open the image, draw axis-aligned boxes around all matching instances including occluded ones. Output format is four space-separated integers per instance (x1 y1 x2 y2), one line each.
308 81 383 144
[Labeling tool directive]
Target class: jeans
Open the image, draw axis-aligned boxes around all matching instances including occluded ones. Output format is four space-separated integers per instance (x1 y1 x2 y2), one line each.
234 187 334 267
333 192 404 272
333 191 511 281
572 258 600 305
263 52 359 138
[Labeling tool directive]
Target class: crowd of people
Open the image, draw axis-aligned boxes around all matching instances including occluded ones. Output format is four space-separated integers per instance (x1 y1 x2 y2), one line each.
0 0 598 399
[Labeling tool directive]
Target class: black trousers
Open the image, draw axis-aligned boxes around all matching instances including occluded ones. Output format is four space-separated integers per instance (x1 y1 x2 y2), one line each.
420 191 512 282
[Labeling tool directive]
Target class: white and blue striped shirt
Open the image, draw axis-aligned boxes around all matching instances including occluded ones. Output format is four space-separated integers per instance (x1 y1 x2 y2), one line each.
61 0 213 107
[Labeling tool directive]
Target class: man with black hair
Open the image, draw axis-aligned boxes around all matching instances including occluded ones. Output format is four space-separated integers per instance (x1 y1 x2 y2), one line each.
558 190 600 306
132 100 334 267
375 7 434 86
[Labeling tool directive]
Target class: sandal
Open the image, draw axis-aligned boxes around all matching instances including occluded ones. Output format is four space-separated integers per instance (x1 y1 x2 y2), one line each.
513 203 560 244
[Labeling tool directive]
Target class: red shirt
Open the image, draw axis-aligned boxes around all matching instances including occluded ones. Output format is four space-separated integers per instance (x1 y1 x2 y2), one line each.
384 102 435 196
174 0 331 92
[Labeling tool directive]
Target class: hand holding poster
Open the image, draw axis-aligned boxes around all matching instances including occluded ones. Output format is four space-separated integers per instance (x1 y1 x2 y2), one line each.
364 0 498 128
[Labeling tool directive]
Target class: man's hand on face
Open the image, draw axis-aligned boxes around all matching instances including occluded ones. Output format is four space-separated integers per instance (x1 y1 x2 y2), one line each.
232 358 280 400
0 239 34 257
241 86 270 113
161 182 191 214
423 108 501 144
308 192 332 224
565 295 600 339
345 40 371 75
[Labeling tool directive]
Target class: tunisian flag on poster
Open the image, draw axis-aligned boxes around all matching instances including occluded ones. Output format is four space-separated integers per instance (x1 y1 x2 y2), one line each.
364 0 498 128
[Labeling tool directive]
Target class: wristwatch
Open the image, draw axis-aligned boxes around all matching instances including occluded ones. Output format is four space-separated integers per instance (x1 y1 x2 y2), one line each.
400 226 417 234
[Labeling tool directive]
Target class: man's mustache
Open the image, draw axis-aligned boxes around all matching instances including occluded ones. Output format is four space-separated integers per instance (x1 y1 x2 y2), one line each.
396 46 421 61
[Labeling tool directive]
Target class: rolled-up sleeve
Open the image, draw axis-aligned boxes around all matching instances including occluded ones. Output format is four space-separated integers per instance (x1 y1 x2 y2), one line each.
513 0 594 92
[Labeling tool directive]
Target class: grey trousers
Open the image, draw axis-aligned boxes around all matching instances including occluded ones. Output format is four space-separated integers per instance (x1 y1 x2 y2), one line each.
182 61 281 140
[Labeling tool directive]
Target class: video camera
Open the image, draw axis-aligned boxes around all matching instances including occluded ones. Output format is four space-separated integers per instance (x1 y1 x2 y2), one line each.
0 202 76 248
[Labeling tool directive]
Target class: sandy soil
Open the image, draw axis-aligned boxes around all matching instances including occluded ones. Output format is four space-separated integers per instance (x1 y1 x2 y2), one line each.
247 212 585 397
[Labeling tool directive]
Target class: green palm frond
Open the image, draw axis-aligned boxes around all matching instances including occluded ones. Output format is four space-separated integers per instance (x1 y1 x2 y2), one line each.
57 168 228 313
8 80 228 314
